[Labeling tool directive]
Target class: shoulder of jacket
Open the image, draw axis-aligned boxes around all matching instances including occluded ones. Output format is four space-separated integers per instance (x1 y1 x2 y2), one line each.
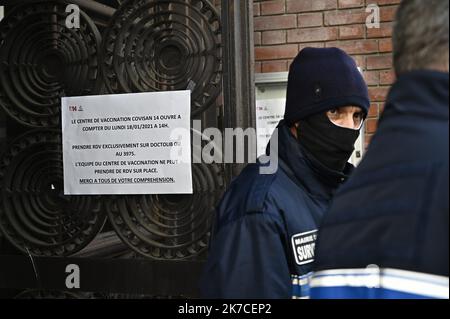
243 164 279 214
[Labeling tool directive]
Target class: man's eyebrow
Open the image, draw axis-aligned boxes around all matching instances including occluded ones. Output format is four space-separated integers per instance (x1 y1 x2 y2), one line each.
350 106 363 112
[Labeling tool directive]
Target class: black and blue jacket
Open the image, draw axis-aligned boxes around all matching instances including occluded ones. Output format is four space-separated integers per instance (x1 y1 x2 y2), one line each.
310 70 449 299
199 121 352 299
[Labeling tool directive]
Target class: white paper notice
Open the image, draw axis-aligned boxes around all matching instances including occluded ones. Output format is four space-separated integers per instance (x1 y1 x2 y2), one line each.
62 91 192 195
256 99 286 157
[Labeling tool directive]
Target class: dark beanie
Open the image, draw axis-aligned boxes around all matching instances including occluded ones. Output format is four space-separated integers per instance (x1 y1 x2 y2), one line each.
284 47 370 125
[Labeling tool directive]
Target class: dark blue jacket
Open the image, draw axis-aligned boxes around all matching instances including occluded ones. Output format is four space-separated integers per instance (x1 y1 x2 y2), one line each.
310 70 449 299
199 121 353 299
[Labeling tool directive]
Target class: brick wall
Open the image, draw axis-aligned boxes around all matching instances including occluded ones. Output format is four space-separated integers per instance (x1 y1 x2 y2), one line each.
254 0 401 147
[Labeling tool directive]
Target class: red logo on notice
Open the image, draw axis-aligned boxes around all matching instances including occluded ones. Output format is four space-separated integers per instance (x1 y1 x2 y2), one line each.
69 106 83 112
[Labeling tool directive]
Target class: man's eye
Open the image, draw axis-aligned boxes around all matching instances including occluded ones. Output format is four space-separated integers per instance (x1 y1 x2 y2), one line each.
354 113 362 119
328 109 338 115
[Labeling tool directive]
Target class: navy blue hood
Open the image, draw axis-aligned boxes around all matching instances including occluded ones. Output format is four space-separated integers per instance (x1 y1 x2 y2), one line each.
284 48 370 125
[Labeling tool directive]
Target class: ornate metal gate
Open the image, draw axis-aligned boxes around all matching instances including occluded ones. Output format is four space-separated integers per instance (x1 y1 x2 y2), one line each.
0 0 254 298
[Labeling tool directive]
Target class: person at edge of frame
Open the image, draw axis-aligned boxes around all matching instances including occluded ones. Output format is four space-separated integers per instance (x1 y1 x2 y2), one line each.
310 0 449 299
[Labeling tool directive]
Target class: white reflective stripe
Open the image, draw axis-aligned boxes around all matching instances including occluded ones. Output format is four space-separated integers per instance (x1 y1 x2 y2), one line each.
311 268 449 299
300 272 314 279
383 268 448 285
311 274 380 288
298 273 312 286
312 268 448 285
298 277 309 286
381 275 449 299
291 296 310 300
292 272 313 286
312 267 380 277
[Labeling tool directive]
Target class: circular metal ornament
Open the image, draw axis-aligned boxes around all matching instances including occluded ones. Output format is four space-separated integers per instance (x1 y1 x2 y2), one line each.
102 0 222 117
0 130 106 256
106 162 225 260
0 1 102 127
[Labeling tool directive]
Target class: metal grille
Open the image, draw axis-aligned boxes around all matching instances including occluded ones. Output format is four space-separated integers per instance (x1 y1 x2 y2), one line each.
106 162 224 260
0 0 246 296
0 1 102 127
0 130 106 256
102 0 222 117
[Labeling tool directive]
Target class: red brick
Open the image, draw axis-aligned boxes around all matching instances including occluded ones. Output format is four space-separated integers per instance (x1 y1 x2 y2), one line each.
380 70 396 85
369 87 389 102
380 6 398 22
364 70 380 86
379 39 393 52
252 0 400 130
262 60 289 73
261 0 285 15
262 30 286 45
325 10 366 26
287 27 338 43
367 55 392 70
366 0 401 5
286 0 337 13
367 103 379 118
326 39 379 54
255 44 299 61
339 0 364 8
353 55 366 69
365 134 374 149
255 32 262 46
367 22 393 38
255 62 262 73
298 13 323 28
363 3 399 22
339 25 365 39
254 3 261 17
254 15 297 31
365 119 379 134
299 42 326 51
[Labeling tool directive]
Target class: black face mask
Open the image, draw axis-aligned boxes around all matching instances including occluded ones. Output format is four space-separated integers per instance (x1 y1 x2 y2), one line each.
297 113 360 172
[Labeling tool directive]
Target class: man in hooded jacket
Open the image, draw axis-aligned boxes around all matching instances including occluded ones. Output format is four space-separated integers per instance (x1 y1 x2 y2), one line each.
199 47 371 299
310 0 449 299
